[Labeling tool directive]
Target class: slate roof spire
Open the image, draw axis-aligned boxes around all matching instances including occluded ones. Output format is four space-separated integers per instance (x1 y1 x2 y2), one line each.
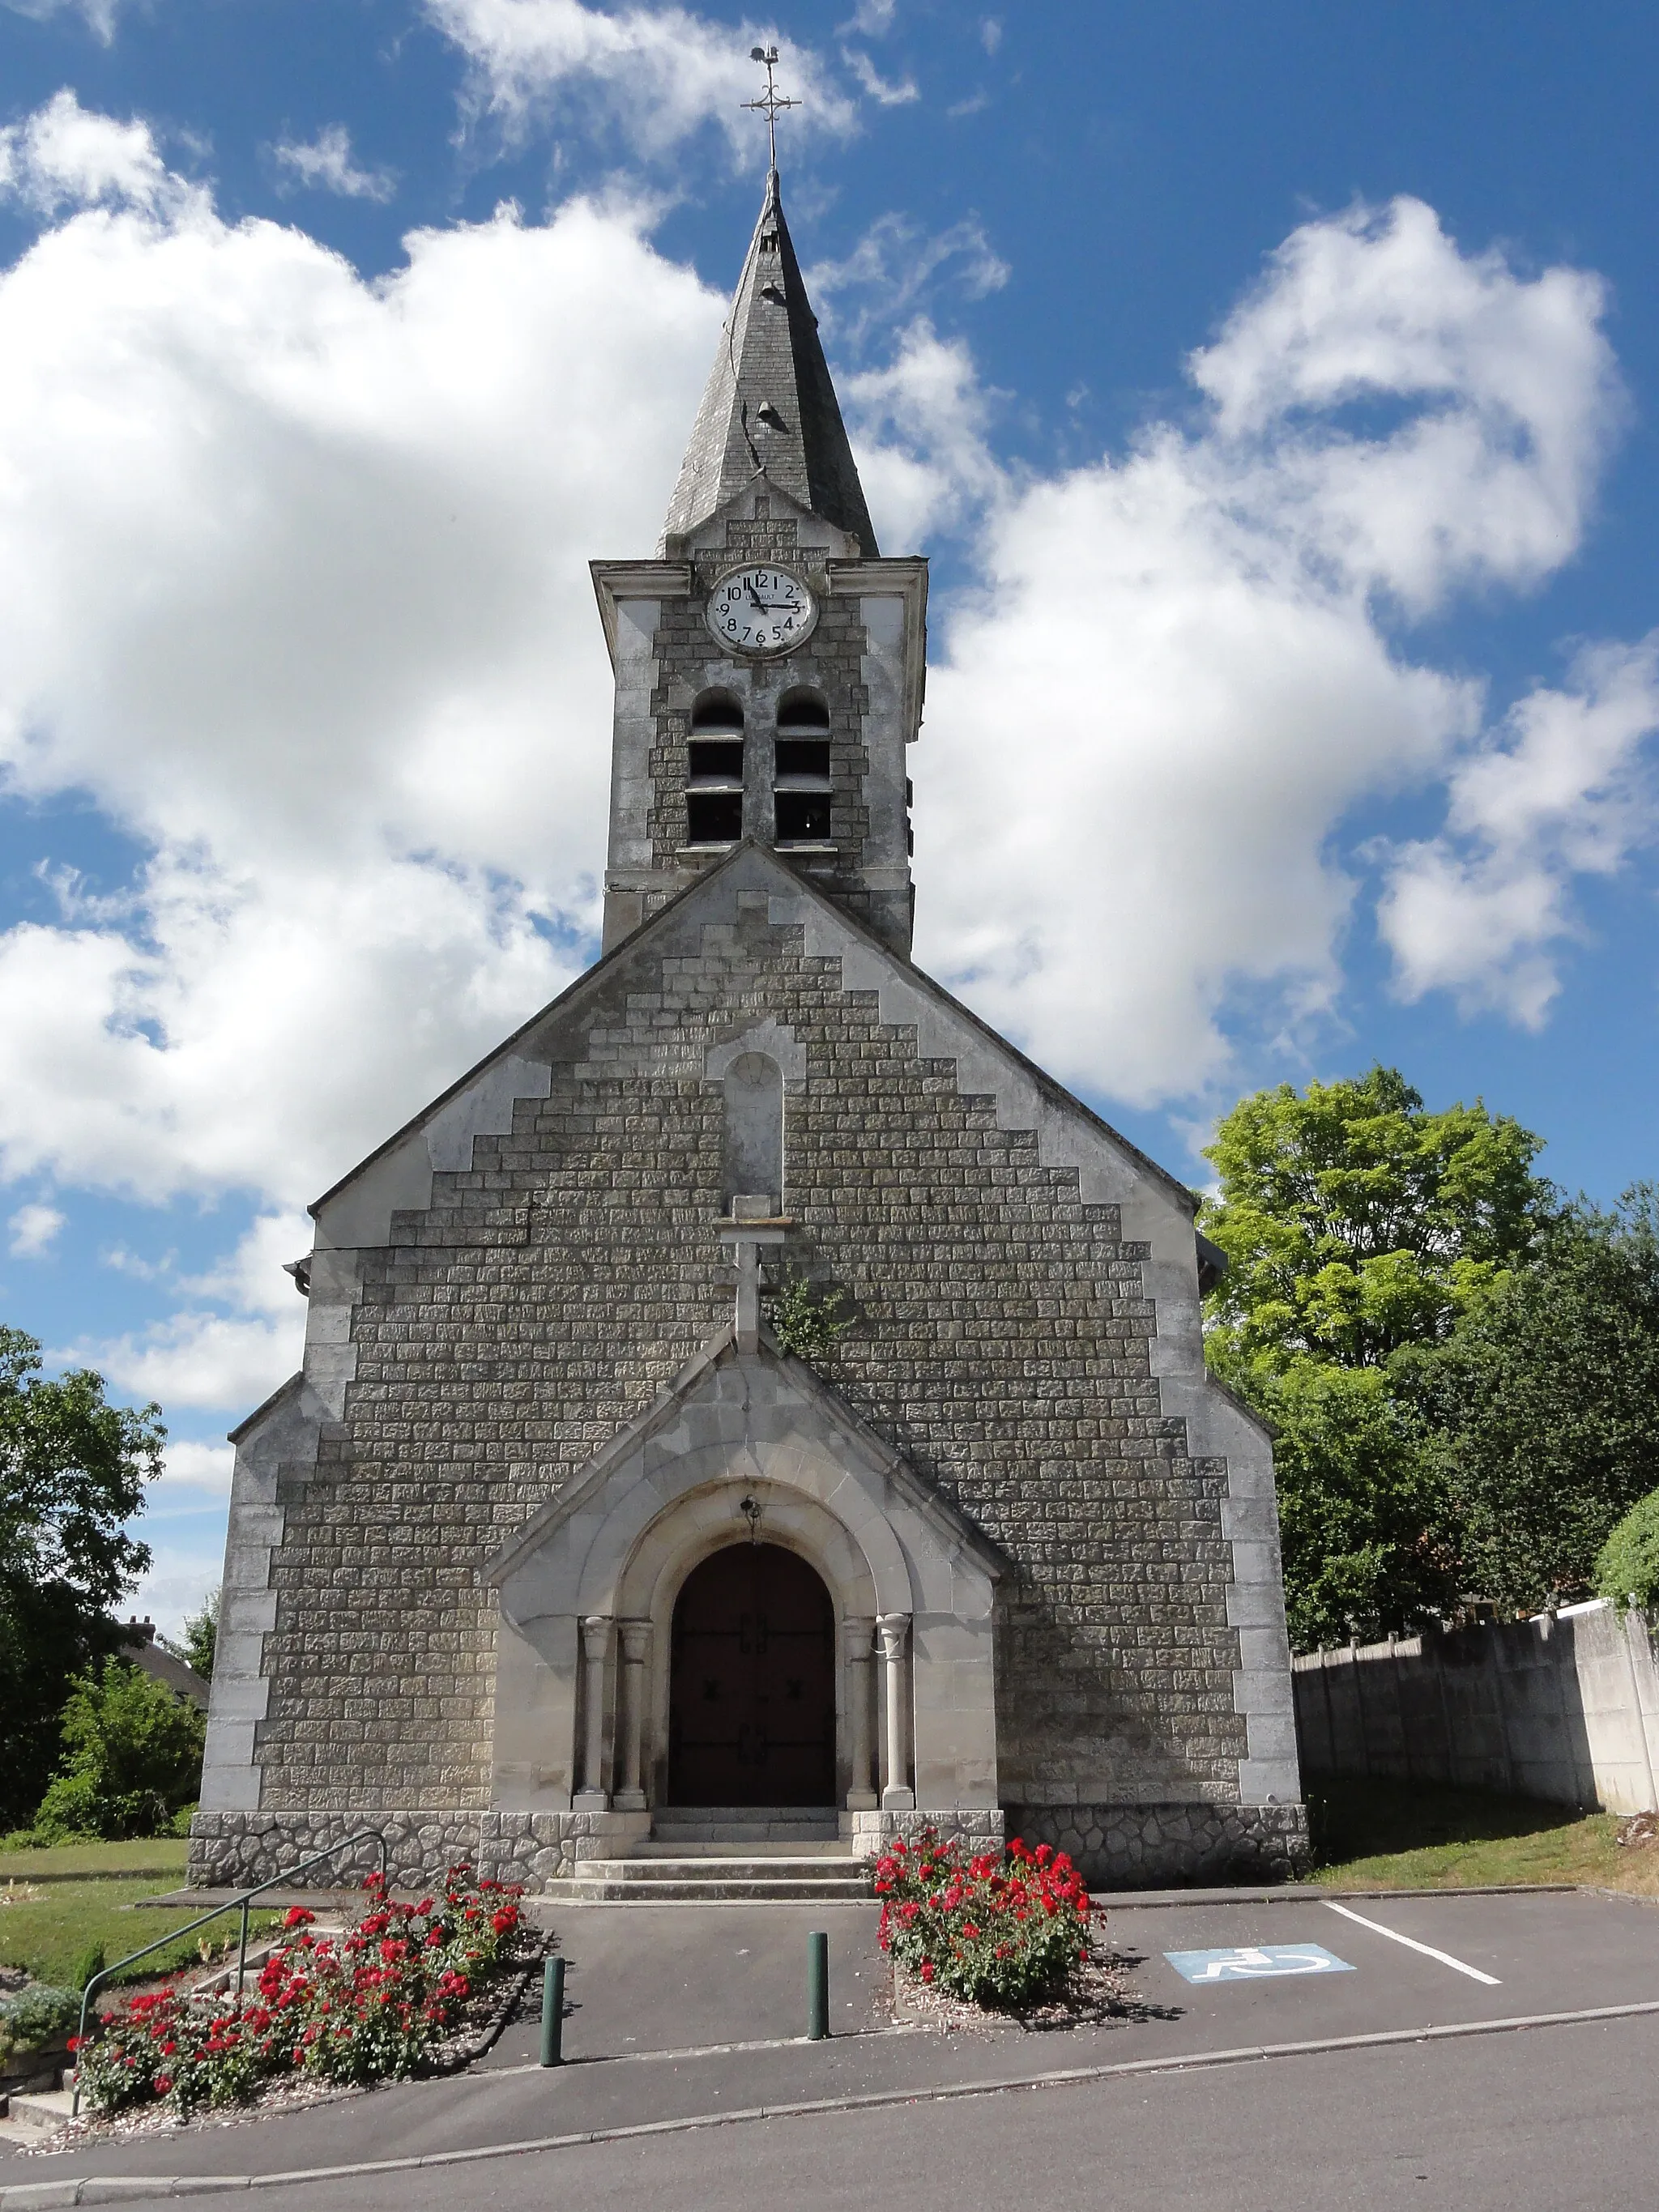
661 168 879 555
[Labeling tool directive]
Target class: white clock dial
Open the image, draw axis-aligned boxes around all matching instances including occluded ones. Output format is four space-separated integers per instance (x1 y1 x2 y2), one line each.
706 565 818 657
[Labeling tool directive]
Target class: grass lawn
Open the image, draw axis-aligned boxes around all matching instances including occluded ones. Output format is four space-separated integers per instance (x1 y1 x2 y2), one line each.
0 1837 189 1884
0 1839 279 1990
1307 1775 1659 1896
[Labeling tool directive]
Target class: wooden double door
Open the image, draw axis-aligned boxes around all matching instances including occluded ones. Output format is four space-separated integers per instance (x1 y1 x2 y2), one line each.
667 1542 836 1806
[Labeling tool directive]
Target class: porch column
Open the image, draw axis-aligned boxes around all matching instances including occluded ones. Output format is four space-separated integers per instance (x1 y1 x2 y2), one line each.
615 1619 652 1811
574 1614 612 1809
876 1613 915 1811
842 1616 877 1810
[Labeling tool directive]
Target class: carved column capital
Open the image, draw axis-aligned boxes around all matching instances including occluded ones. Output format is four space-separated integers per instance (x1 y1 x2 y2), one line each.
876 1612 911 1663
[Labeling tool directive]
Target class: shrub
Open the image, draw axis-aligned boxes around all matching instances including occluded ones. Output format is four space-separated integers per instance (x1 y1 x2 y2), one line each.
179 1590 217 1681
70 1945 106 1994
0 1984 79 2064
1596 1486 1659 1609
766 1272 853 1361
31 1658 205 1843
72 1865 526 2117
874 1828 1094 2007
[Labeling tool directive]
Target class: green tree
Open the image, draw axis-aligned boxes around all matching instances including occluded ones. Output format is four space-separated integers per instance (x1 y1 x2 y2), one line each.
1596 1486 1659 1611
179 1586 218 1680
0 1328 164 1829
30 1656 205 1842
1200 1068 1553 1648
1418 1190 1659 1613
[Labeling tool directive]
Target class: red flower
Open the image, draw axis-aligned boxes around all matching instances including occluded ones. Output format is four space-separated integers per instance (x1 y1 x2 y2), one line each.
919 1962 935 1984
284 1907 316 1929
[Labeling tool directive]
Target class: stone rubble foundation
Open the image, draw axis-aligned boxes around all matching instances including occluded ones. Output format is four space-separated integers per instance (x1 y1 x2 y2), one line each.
190 1800 1305 1894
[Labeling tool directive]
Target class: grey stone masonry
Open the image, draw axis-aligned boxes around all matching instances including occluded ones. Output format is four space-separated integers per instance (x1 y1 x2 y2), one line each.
197 842 1303 1887
1007 1802 1310 1891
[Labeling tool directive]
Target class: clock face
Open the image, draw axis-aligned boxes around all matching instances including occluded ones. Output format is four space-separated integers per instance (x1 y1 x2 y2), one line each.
706 565 818 657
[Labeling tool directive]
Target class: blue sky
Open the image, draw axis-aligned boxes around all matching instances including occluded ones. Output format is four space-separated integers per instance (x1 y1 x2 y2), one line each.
0 0 1656 1634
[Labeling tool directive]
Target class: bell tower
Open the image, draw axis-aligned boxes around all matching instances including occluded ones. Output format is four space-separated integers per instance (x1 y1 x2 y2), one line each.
591 164 928 957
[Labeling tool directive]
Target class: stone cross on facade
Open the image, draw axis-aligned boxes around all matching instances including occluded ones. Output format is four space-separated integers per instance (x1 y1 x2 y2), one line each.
718 1195 790 1353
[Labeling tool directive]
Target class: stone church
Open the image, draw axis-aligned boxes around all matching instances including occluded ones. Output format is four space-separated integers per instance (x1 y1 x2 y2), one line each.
192 169 1306 1895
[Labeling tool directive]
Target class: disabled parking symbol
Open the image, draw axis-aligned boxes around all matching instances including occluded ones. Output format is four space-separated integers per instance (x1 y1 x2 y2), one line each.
1164 1944 1354 1984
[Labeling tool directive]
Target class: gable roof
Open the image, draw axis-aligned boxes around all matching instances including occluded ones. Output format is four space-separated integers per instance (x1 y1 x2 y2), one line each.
481 1320 1007 1588
309 838 1199 1221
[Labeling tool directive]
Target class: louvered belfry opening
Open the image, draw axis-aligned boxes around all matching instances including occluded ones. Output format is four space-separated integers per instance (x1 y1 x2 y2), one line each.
773 688 831 847
686 689 745 846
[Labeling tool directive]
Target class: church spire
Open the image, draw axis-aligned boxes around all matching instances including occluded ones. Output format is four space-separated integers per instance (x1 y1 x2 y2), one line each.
661 168 879 556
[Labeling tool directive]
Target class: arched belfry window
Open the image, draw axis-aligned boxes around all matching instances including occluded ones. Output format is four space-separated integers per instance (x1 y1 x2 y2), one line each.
722 1052 783 1213
687 691 744 846
774 689 831 848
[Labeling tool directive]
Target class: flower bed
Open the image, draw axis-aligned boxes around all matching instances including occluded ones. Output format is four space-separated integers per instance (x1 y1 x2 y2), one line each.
71 1865 527 2117
875 1829 1094 2008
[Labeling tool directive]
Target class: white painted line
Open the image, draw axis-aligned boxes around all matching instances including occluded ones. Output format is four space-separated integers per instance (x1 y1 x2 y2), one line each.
1322 1900 1501 1984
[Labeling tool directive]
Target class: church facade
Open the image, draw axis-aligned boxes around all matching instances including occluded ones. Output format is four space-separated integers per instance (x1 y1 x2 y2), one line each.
192 173 1307 1894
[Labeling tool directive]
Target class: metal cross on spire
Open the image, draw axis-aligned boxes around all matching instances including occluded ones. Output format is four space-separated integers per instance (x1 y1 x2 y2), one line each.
743 44 799 174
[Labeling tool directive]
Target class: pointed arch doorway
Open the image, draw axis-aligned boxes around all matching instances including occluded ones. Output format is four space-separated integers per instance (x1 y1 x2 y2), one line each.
668 1542 836 1806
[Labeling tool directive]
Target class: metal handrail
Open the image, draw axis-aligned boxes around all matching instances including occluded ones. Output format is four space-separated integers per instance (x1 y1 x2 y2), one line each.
70 1826 387 2116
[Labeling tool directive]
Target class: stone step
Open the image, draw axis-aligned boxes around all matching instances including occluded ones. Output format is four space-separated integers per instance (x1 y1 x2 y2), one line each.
650 1809 842 1844
633 1837 847 1858
584 1856 867 1882
6 2086 74 2133
535 1873 873 1903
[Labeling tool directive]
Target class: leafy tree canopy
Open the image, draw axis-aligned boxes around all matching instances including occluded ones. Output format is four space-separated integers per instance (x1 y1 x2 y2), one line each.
1199 1068 1554 1649
179 1586 218 1681
1201 1065 1550 1374
0 1327 164 1829
1596 1485 1659 1612
1417 1189 1659 1613
29 1656 204 1843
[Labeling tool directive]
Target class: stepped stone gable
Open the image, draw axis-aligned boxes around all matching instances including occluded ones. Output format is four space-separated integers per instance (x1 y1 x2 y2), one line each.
194 163 1306 1894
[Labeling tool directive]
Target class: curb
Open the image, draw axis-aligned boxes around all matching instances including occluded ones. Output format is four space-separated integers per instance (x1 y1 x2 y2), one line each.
7 1995 1659 2207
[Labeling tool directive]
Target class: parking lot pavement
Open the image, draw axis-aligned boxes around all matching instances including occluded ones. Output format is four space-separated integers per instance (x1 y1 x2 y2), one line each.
2 1888 1655 2194
476 1902 889 2066
1101 1886 1659 2045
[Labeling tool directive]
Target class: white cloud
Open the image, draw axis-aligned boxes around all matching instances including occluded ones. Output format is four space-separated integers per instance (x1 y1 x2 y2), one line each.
1 0 121 44
0 128 1645 1233
809 213 1007 347
839 0 895 33
270 124 396 204
0 105 725 1206
78 1309 302 1410
1377 638 1659 1023
906 197 1634 1102
979 17 1002 55
424 0 856 160
158 1438 235 1496
846 322 1002 546
842 49 918 107
64 1213 312 1411
0 87 182 217
7 1200 64 1255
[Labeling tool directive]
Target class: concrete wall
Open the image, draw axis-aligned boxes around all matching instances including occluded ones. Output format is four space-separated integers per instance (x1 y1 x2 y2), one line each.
1294 1602 1659 1813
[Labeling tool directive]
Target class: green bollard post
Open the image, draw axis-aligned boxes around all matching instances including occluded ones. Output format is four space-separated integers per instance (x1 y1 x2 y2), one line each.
807 1930 830 2041
540 1955 565 2067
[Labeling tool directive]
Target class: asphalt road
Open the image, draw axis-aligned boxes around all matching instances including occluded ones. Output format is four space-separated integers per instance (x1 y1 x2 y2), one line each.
172 2012 1659 2212
6 1888 1657 2201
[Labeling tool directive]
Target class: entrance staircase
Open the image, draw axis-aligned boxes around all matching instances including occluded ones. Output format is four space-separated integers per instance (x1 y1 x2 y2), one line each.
539 1809 875 1903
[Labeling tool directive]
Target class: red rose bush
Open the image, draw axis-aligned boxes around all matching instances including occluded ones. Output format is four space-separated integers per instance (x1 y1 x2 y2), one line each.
875 1829 1094 2007
71 1865 527 2117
